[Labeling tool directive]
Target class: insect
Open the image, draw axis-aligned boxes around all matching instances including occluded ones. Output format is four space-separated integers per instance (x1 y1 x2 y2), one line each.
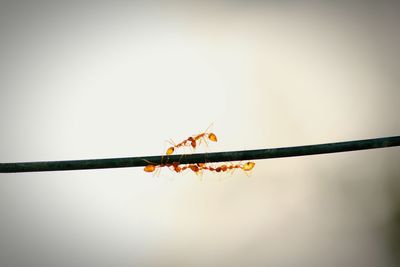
199 162 256 173
144 161 256 175
166 125 218 155
143 162 197 174
143 161 185 174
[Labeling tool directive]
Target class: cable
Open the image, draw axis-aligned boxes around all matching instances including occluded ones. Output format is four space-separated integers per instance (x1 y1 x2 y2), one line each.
0 136 399 173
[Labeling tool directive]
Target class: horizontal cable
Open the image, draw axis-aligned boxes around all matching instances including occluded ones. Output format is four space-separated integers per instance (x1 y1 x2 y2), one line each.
0 136 399 173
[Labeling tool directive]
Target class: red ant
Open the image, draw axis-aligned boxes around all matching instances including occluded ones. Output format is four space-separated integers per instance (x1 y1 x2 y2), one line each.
143 161 189 174
199 162 255 173
166 125 217 155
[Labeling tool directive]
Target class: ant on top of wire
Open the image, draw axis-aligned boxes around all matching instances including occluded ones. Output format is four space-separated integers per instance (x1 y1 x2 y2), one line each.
166 124 217 155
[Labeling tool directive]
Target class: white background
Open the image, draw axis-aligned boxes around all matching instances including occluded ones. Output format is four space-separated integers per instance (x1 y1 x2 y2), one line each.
1 1 400 266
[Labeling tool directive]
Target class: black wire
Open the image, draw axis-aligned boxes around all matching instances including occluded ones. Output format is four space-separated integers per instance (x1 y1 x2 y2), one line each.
1 136 399 173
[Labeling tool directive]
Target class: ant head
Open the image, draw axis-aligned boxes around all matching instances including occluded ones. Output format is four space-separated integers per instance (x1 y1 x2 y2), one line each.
166 147 175 155
208 133 217 142
242 162 255 171
144 165 156 172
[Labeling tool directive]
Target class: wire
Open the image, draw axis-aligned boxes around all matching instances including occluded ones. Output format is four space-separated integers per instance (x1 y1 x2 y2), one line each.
0 136 399 173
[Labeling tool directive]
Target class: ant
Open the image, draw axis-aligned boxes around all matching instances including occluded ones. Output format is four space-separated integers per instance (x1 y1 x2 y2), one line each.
200 162 255 173
143 161 188 174
166 125 218 155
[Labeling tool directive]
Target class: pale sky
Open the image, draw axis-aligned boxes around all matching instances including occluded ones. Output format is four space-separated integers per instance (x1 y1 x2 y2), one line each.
0 1 400 266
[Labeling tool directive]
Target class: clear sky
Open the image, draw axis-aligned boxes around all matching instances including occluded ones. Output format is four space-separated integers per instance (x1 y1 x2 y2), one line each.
0 1 400 266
